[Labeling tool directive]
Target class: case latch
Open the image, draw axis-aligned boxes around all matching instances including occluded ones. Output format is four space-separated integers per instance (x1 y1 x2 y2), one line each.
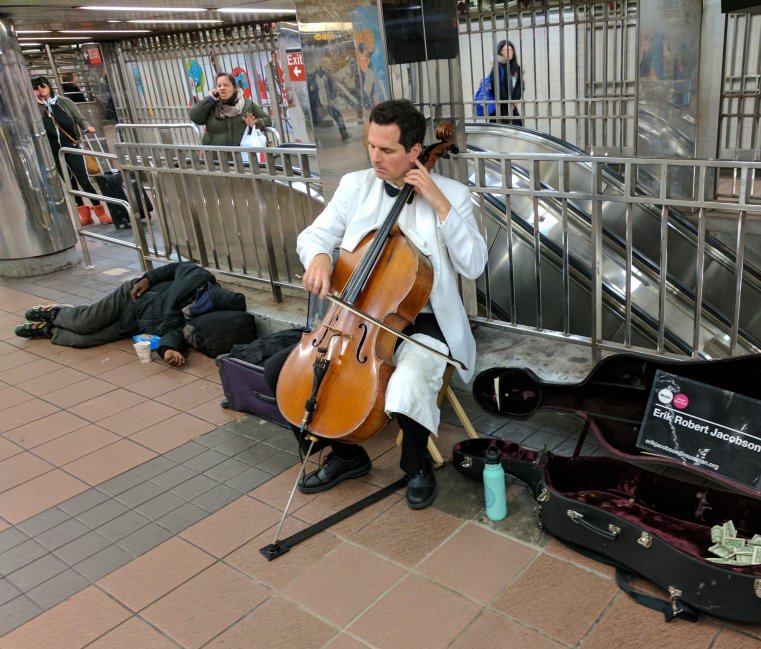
668 586 684 616
755 579 761 599
637 531 653 548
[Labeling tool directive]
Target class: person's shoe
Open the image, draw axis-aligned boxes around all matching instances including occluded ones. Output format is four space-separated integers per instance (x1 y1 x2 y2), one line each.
406 466 437 510
299 449 372 494
91 204 112 225
77 205 94 226
15 321 53 339
24 304 64 323
339 127 350 141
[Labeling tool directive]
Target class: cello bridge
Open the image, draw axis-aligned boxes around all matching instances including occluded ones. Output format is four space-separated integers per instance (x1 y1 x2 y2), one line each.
323 324 353 340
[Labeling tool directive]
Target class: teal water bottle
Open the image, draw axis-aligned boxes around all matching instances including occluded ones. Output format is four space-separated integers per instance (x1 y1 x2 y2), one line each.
483 443 507 521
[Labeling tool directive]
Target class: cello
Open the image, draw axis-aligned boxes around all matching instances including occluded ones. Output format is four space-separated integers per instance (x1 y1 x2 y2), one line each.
276 123 460 445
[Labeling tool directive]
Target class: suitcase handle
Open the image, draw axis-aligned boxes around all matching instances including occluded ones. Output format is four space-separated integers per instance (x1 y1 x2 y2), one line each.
252 390 277 404
567 509 621 541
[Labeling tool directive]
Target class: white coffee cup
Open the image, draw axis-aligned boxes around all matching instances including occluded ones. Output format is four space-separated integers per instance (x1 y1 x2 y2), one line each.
133 340 152 363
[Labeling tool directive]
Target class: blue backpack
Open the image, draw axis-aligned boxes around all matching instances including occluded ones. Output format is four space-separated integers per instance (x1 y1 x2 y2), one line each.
475 65 509 117
474 76 495 117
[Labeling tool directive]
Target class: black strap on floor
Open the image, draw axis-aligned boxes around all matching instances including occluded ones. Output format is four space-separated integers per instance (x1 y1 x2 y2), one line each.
615 567 698 623
559 538 699 623
260 477 407 561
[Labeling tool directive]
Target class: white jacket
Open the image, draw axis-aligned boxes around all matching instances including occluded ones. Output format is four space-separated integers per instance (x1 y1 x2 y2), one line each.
297 168 487 383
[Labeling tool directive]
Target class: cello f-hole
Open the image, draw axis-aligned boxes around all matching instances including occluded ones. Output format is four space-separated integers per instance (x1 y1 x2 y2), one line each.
355 323 369 364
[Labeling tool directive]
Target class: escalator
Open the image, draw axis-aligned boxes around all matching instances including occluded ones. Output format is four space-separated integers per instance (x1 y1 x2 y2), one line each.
465 123 761 356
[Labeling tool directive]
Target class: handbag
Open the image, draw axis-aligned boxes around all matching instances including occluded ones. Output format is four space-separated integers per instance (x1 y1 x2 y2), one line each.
49 112 100 174
85 155 100 175
240 126 267 164
474 76 496 117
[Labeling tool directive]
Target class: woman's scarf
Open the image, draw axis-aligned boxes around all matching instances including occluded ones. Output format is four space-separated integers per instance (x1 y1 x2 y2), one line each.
213 89 245 119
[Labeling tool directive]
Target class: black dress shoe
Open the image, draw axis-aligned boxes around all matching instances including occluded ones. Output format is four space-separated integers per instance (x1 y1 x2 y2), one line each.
406 469 437 510
299 449 372 494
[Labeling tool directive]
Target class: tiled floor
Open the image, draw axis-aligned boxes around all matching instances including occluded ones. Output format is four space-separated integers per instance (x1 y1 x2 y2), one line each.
2 235 761 648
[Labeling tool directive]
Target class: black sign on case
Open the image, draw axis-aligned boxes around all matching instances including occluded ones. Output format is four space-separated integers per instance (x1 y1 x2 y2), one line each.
637 370 761 492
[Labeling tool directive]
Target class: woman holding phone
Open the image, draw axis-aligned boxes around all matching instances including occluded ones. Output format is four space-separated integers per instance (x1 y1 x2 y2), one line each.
189 72 271 146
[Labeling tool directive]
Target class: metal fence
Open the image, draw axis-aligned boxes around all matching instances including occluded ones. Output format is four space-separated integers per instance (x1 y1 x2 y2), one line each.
64 134 761 362
459 0 639 155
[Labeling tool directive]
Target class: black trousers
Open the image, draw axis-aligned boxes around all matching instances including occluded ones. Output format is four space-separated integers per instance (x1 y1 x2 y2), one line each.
263 314 445 475
53 147 101 207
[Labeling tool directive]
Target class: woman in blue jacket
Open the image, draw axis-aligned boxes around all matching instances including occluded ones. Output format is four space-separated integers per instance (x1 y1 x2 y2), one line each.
491 40 524 126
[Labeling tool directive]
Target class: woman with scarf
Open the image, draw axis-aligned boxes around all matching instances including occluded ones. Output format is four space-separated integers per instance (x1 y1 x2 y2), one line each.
189 72 271 146
32 75 112 227
491 40 524 126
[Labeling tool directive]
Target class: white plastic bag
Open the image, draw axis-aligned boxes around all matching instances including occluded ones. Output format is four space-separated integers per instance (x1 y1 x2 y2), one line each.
240 126 267 164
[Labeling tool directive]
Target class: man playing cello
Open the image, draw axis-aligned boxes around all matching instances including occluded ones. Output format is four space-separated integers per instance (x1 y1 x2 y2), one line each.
267 99 487 509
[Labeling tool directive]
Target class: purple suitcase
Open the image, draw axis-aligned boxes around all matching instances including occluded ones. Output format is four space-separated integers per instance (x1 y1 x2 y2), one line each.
217 354 290 427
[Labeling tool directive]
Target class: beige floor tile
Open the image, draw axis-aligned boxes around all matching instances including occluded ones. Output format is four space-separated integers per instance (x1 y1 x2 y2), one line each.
98 358 168 386
68 388 147 423
0 586 130 649
361 446 406 489
295 478 388 526
350 499 463 567
123 369 199 398
177 354 219 379
0 435 23 462
70 348 138 375
42 376 119 409
543 538 615 579
0 386 34 411
712 629 761 649
581 592 718 649
141 563 269 649
86 617 178 649
154 378 224 411
296 478 405 539
451 609 566 649
283 542 407 627
0 469 89 523
226 516 341 591
3 410 89 449
727 622 761 640
99 537 216 612
128 412 216 453
97 400 179 436
31 424 121 466
187 398 241 426
323 634 373 649
0 349 40 373
0 399 60 435
249 464 315 513
180 496 281 558
17 367 90 396
492 554 618 645
42 345 111 365
63 438 157 486
205 594 337 649
349 573 481 649
418 522 539 604
0 358 65 385
0 451 54 491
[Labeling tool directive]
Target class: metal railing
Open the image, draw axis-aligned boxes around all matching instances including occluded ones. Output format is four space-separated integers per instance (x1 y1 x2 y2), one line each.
62 134 761 361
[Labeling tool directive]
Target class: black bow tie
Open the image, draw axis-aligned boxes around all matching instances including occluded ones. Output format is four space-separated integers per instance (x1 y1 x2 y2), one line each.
384 181 401 197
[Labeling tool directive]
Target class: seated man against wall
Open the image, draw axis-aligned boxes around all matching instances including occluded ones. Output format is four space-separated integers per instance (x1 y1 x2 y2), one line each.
14 261 250 366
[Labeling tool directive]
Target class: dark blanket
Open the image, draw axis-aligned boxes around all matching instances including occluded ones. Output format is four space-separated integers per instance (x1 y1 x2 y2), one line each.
228 328 303 365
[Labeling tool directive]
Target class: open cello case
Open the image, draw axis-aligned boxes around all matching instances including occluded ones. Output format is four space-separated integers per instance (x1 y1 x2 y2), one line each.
453 353 761 623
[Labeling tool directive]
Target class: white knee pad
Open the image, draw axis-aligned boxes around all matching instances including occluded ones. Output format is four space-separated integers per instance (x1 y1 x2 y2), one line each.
385 333 449 435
